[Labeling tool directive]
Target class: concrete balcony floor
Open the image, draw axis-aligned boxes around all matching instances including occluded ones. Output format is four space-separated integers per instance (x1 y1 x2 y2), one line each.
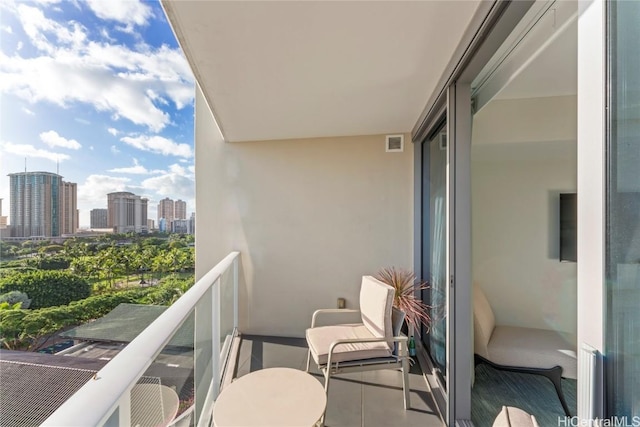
234 335 444 427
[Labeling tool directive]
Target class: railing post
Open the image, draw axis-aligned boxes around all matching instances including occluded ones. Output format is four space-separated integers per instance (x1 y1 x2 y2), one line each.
212 277 221 398
233 256 239 330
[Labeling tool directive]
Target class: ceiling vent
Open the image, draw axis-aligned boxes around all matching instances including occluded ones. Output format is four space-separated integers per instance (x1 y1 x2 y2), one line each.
385 135 404 152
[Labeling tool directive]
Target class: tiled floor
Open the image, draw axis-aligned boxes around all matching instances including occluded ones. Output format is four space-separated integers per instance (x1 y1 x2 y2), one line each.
234 335 444 427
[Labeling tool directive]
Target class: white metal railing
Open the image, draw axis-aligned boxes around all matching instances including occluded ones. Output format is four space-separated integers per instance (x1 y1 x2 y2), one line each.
43 251 240 427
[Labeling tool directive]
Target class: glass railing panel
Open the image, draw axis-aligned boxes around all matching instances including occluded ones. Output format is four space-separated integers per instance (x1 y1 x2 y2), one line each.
134 311 195 427
107 311 196 427
219 265 235 358
194 287 214 424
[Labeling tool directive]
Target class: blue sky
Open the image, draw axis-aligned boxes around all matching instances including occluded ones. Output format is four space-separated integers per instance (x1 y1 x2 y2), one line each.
0 0 195 227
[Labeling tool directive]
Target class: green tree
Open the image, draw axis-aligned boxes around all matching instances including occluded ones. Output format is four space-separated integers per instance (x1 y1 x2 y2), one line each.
0 271 91 309
0 275 194 350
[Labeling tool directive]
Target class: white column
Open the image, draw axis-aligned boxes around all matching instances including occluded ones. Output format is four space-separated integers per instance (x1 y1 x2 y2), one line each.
577 0 605 420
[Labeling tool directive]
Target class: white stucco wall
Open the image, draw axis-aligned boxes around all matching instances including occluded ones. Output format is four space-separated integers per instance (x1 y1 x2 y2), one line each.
471 95 578 334
195 86 414 337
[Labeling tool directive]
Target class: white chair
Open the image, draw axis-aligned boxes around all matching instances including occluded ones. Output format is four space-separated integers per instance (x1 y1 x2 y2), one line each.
305 276 411 420
473 285 577 416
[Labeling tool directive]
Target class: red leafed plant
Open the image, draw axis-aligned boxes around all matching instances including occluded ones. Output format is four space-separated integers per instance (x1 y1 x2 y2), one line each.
375 267 431 332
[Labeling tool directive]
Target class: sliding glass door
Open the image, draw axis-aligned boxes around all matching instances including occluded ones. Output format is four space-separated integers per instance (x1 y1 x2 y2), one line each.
606 0 640 417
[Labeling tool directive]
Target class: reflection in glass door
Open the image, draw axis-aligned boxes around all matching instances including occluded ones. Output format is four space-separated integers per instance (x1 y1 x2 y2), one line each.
422 125 447 383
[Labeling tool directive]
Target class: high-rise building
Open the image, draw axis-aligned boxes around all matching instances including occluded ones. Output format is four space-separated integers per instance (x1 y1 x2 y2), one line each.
157 197 174 227
189 212 195 235
174 199 187 220
90 208 108 229
107 192 148 234
0 199 8 239
147 219 155 230
0 198 7 230
9 171 63 237
60 181 78 235
172 219 189 234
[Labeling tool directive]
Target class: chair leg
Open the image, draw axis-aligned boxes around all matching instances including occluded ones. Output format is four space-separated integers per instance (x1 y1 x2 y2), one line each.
475 354 571 417
324 367 331 394
402 355 411 410
306 349 311 372
541 366 571 417
320 367 331 425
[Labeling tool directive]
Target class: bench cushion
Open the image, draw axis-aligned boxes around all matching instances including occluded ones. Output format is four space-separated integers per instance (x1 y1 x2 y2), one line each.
487 325 577 379
473 285 496 359
493 406 540 427
306 323 392 365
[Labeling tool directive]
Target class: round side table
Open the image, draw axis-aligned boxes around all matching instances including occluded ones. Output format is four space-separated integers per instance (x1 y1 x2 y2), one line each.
213 367 326 427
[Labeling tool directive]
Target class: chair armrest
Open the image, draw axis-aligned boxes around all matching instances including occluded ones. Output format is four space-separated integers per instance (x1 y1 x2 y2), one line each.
311 308 361 328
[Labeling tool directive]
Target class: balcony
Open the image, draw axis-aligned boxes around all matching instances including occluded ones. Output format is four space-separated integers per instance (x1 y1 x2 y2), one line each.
43 252 444 426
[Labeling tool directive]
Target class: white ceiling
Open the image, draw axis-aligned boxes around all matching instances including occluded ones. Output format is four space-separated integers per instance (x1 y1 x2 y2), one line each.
162 1 482 142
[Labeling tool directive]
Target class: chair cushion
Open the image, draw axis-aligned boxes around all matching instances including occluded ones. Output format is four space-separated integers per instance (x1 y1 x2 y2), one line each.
306 323 393 365
487 325 577 379
473 285 495 359
492 406 540 427
359 275 394 348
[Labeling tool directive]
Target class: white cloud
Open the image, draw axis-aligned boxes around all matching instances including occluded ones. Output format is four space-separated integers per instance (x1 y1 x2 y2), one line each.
1 25 12 34
1 52 172 132
77 174 131 208
141 172 194 200
75 118 90 125
16 41 23 51
0 4 193 132
17 4 86 54
121 135 193 158
138 163 195 213
111 145 120 154
99 27 115 42
2 141 70 162
107 127 119 136
108 158 163 175
40 130 81 150
33 0 63 5
22 107 35 115
85 0 152 28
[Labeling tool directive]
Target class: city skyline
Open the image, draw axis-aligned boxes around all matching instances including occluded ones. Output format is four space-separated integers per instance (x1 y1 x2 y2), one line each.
0 0 195 228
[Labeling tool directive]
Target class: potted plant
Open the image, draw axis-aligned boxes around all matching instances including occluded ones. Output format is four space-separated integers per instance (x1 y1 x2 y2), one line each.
375 267 431 336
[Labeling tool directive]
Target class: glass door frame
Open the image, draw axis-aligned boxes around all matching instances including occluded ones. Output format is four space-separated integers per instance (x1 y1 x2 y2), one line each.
414 81 473 426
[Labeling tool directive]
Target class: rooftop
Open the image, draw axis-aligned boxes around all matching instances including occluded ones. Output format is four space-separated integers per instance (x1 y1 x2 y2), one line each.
62 303 194 348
